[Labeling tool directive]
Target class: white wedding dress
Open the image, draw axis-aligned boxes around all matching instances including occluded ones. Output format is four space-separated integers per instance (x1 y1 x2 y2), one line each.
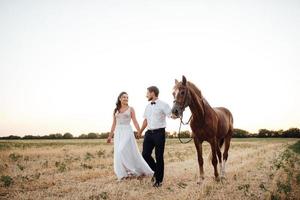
113 107 154 180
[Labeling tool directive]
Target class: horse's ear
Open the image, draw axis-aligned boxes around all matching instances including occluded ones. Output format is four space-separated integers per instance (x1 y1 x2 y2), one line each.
182 75 187 86
175 79 179 85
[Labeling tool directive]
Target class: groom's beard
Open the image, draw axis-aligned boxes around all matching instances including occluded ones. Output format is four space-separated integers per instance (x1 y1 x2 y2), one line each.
148 97 153 101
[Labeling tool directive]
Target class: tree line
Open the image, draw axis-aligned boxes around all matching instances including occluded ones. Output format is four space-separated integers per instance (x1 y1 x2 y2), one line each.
0 128 299 140
165 128 300 138
0 132 110 140
232 128 300 138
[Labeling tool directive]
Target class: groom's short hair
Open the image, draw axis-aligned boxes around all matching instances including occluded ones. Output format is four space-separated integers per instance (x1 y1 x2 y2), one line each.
147 86 159 97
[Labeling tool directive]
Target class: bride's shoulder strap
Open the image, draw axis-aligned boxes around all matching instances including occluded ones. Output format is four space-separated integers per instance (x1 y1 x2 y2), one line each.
129 106 134 115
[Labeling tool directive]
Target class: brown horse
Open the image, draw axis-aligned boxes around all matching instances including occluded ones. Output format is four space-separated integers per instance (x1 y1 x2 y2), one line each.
171 75 234 183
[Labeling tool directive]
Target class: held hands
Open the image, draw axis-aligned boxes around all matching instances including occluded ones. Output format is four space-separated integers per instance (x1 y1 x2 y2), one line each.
136 131 142 139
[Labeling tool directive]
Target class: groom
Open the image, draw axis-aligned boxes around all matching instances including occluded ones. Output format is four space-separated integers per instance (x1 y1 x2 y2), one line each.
138 86 171 187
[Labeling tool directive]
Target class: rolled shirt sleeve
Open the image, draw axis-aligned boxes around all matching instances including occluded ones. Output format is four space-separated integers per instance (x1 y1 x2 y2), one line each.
163 102 172 118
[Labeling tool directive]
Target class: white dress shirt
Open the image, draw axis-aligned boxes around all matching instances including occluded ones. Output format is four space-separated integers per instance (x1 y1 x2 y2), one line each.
143 99 171 130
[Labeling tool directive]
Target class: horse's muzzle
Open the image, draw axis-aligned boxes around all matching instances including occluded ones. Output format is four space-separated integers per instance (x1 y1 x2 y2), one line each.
171 107 182 119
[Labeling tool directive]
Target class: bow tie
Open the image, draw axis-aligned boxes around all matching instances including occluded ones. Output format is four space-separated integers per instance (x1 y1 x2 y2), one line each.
151 102 156 105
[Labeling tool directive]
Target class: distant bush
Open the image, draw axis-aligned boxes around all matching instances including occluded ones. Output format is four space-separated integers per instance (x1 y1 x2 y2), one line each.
23 135 39 139
233 129 250 138
98 132 109 139
2 135 21 140
78 134 88 139
48 133 63 139
63 133 73 139
282 128 300 138
87 132 98 139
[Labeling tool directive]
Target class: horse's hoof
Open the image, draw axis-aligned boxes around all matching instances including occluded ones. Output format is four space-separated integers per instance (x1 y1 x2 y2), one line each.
215 176 221 182
220 176 226 183
220 172 225 179
197 177 204 185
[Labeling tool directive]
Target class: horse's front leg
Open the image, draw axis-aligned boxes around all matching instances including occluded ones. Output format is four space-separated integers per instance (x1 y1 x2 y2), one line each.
216 140 223 178
194 136 204 184
209 138 219 180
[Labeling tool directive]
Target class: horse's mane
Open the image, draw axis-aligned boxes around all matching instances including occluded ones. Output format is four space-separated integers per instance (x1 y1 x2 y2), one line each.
185 81 210 120
187 81 203 100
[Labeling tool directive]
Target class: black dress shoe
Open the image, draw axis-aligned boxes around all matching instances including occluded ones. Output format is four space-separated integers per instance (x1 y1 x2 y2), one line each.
151 175 156 183
153 182 162 187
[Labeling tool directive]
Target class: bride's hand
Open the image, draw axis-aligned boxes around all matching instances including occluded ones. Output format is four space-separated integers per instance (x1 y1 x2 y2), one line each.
107 136 112 143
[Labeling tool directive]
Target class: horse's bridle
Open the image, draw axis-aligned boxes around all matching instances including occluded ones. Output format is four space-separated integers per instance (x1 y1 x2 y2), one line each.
174 85 206 144
174 86 193 144
173 86 189 114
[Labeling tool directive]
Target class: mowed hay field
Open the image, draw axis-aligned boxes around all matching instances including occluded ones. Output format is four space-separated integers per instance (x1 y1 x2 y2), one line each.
0 138 300 200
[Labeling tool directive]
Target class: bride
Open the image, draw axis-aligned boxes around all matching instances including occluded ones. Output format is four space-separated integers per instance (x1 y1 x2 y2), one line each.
107 92 154 180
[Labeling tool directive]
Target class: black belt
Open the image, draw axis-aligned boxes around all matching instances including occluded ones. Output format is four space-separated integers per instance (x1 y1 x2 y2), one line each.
147 128 165 134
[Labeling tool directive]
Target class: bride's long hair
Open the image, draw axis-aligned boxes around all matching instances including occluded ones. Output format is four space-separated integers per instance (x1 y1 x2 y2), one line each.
114 91 128 114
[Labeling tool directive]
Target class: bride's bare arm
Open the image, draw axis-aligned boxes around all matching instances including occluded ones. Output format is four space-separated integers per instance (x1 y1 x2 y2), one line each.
130 107 141 133
107 113 116 143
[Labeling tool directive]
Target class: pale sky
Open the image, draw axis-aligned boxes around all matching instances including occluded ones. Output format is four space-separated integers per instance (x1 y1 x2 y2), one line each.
0 0 299 136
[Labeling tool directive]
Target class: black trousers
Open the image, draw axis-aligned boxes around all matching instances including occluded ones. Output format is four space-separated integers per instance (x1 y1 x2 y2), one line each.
142 128 166 183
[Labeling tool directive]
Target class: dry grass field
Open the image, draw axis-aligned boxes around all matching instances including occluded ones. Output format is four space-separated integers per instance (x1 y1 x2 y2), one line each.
0 138 300 200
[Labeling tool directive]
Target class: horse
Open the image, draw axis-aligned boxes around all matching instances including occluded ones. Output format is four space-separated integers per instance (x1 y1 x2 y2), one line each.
171 75 234 183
